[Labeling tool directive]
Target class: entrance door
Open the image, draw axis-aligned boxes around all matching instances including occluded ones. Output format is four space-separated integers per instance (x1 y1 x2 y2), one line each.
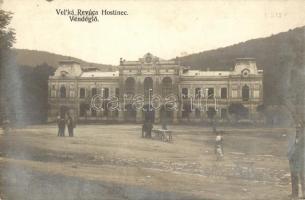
144 77 153 100
143 104 155 122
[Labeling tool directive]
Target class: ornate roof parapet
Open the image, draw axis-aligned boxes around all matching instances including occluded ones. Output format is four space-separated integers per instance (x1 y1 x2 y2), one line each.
53 60 83 78
119 53 178 67
181 58 263 78
233 58 260 75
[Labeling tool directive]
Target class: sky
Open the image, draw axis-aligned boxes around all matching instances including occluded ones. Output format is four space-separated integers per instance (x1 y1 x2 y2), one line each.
2 0 305 65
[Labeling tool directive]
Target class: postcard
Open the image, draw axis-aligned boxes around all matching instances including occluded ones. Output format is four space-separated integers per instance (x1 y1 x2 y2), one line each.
1 0 305 199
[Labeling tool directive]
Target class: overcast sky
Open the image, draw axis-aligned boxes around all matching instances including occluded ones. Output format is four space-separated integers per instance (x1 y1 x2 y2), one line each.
2 0 305 65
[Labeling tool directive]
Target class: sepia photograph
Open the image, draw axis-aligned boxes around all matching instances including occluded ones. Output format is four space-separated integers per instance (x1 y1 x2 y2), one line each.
1 0 305 199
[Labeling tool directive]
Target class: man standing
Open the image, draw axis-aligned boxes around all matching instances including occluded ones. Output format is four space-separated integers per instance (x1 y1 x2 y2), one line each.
58 116 66 137
56 114 61 136
67 114 74 137
142 120 153 138
288 123 305 200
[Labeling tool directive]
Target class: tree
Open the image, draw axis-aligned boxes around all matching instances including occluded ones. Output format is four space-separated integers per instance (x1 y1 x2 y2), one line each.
0 10 15 123
228 103 249 120
20 63 55 123
207 107 216 120
0 10 15 50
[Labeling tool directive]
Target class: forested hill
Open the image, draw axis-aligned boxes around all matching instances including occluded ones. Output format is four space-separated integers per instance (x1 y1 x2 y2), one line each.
12 48 114 70
179 26 305 70
178 26 305 105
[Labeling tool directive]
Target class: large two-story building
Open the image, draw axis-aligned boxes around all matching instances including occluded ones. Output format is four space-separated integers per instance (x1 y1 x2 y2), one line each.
48 53 263 123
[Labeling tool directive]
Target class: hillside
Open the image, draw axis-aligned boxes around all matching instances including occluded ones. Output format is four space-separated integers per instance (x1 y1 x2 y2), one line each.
12 49 115 70
178 26 305 105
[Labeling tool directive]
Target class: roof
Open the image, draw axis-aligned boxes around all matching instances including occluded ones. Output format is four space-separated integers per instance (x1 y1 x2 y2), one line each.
235 58 256 61
81 71 119 78
58 60 81 65
182 70 231 77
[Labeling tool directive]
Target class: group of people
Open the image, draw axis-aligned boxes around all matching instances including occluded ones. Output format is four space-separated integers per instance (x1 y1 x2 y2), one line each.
57 114 75 137
141 113 169 139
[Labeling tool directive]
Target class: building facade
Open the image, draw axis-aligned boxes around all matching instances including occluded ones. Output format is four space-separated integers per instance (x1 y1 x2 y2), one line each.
48 53 263 123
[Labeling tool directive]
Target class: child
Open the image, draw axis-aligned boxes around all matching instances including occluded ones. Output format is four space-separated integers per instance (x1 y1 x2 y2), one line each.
215 132 224 161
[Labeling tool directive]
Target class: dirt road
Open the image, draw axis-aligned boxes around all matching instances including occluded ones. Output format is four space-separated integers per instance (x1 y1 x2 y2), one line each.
0 124 293 200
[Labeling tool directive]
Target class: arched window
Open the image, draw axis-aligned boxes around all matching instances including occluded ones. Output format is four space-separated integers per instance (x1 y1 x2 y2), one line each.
144 77 153 99
242 85 250 101
125 77 135 95
60 86 66 98
161 77 173 97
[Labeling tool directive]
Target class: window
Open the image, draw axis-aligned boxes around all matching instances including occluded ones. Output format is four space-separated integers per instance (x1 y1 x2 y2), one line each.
79 88 85 98
221 88 227 99
115 88 120 98
195 88 201 99
242 85 250 101
144 77 153 99
91 88 97 96
161 77 173 97
182 88 188 99
125 77 135 95
60 86 66 98
104 88 109 98
208 88 214 99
